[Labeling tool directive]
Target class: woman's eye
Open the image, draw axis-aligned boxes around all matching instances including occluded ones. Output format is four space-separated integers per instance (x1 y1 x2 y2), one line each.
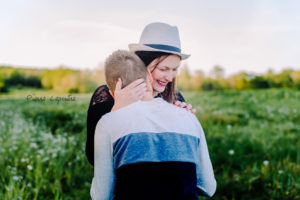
173 68 178 72
159 68 166 72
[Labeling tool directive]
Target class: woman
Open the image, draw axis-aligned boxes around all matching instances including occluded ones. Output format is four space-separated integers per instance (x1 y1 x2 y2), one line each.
86 22 195 166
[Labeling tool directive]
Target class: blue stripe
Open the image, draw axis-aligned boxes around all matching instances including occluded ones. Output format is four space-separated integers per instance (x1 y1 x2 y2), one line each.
144 44 181 53
112 132 200 169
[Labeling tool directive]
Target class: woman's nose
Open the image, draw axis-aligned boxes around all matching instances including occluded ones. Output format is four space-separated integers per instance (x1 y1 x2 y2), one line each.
165 72 173 82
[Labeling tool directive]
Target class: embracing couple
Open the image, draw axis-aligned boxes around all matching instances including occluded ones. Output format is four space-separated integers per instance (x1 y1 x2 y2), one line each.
86 22 217 200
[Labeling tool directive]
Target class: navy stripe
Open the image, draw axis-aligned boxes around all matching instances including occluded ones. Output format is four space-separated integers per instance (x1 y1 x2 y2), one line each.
112 132 200 169
113 161 199 200
144 44 181 53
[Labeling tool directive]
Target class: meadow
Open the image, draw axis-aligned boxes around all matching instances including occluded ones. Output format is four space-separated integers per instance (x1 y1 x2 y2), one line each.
0 88 299 200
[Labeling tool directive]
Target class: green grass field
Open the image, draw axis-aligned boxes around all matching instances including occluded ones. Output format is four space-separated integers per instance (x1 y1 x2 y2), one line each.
0 88 299 200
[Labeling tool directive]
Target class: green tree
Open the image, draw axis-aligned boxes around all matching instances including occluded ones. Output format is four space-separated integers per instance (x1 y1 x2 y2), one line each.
177 63 193 91
210 65 225 79
228 72 251 89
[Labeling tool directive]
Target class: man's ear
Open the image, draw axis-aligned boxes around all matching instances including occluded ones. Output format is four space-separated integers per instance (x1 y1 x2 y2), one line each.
146 69 153 84
109 90 114 98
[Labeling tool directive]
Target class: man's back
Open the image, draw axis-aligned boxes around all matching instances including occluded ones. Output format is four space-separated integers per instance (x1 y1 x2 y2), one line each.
92 98 216 200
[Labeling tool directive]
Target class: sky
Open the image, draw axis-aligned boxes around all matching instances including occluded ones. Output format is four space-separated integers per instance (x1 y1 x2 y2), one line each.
0 0 300 76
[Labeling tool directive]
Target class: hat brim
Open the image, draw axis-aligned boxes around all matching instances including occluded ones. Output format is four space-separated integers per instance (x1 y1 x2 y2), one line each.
128 43 190 60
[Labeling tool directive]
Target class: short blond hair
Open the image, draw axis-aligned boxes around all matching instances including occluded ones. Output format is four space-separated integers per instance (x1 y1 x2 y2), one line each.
105 50 147 92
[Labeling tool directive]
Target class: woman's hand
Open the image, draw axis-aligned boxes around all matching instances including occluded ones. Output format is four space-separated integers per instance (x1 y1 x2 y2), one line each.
174 101 196 114
111 78 147 111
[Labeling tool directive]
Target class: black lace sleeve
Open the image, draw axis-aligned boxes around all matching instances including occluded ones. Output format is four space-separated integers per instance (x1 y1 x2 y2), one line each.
85 85 114 166
176 91 185 102
154 91 186 103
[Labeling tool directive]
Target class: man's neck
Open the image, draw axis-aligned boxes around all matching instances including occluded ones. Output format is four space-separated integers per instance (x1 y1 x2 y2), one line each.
141 92 154 101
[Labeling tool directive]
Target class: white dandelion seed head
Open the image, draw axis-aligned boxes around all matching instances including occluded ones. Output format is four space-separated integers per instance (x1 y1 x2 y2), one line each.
27 165 33 170
228 149 235 155
38 149 44 155
30 143 38 149
263 160 269 166
12 176 19 181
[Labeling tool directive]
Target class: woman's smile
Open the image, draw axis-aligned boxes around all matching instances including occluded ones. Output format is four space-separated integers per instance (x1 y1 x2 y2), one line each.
157 80 168 87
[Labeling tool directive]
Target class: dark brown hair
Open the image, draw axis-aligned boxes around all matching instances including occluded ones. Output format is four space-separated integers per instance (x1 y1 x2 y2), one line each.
136 51 179 103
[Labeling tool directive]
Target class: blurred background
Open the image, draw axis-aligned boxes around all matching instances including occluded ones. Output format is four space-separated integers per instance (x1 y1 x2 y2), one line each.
0 0 299 199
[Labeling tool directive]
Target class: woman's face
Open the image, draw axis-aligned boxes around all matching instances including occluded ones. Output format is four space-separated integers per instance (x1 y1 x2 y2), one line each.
147 55 181 95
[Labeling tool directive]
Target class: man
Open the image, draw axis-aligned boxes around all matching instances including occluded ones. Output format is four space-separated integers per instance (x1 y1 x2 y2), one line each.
91 50 216 200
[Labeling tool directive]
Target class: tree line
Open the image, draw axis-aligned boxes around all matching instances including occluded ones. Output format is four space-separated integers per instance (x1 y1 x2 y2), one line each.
1 65 300 93
177 65 300 91
0 66 105 93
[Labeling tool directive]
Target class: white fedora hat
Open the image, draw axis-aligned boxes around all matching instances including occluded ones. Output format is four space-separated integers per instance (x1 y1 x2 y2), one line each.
128 22 190 60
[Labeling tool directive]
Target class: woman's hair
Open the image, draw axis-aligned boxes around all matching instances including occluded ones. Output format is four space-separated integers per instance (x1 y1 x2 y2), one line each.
135 51 179 103
105 50 147 92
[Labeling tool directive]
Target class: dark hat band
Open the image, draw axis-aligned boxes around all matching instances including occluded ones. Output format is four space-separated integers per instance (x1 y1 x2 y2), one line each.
144 44 181 53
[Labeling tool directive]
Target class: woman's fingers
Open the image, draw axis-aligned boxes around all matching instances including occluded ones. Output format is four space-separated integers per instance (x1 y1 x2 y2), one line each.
179 102 187 108
126 82 146 99
174 101 181 106
186 104 192 111
174 101 196 114
135 81 147 91
174 101 186 108
126 78 145 89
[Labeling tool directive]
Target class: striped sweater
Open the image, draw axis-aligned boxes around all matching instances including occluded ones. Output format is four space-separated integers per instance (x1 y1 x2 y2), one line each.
91 98 216 200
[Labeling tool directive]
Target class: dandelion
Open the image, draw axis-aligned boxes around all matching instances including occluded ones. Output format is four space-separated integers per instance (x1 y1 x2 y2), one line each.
263 160 269 166
286 191 289 195
293 108 297 113
12 176 19 181
227 124 232 129
30 143 38 149
38 149 44 155
278 170 284 174
228 149 235 155
42 157 49 163
21 158 27 163
27 165 33 170
27 183 32 187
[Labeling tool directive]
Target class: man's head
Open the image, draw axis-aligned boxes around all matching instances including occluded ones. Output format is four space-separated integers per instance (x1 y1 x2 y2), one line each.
105 50 151 93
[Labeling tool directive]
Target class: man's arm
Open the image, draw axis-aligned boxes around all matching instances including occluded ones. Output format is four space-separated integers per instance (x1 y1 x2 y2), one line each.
195 121 217 197
91 118 115 200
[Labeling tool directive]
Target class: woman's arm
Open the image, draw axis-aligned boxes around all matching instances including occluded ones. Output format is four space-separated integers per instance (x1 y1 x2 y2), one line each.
86 85 114 166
